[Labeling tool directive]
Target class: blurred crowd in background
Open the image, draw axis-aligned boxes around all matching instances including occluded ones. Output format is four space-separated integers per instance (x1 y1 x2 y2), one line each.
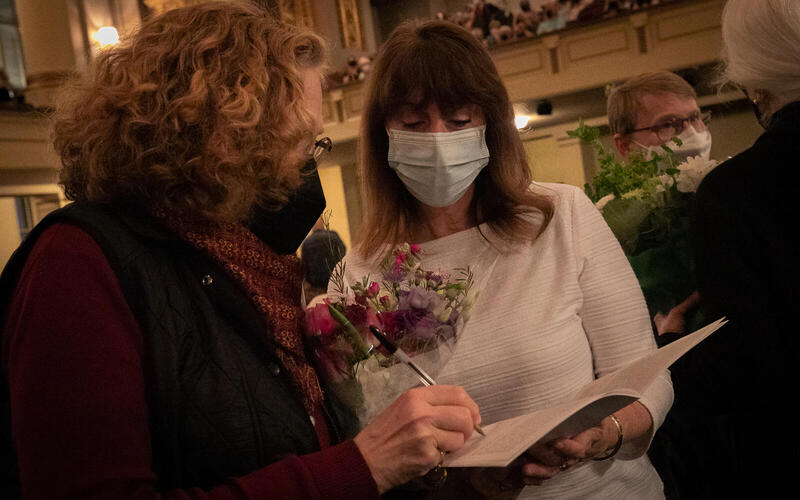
329 0 679 87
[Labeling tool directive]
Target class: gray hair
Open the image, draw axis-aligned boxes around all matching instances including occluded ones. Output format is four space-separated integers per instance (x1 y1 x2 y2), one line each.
721 0 800 101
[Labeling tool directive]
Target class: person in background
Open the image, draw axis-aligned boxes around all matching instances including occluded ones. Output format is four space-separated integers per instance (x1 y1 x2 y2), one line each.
468 0 505 37
576 0 607 22
513 0 539 37
607 71 710 339
555 0 572 25
679 0 800 496
536 6 561 35
609 72 711 164
301 220 346 307
0 4 482 499
607 72 713 498
340 19 673 499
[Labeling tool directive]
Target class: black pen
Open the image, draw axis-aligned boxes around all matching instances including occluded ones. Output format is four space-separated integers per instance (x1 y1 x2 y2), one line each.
369 325 486 436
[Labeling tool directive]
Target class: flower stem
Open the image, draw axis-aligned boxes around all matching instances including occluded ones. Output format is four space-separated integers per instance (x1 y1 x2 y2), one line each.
328 304 372 361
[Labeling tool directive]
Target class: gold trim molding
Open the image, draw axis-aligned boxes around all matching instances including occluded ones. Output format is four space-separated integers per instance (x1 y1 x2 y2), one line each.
337 0 362 50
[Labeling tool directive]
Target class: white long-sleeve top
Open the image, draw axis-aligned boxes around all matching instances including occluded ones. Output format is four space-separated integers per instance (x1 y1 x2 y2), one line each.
339 183 673 499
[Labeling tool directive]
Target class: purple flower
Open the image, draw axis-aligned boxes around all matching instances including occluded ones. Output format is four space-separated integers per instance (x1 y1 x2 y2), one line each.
384 268 406 283
404 287 438 311
425 271 444 288
409 312 439 340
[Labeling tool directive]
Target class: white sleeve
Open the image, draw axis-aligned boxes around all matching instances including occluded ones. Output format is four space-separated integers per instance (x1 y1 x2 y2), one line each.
570 186 674 459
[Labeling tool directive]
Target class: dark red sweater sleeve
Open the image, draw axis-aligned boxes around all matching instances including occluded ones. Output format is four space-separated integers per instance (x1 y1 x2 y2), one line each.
1 223 378 500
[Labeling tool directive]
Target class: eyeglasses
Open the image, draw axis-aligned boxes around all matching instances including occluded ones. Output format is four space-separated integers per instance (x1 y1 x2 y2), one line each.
311 137 333 163
628 111 711 142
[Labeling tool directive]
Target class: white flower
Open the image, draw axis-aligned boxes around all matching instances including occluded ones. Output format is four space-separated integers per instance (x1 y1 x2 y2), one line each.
676 156 718 193
595 193 616 210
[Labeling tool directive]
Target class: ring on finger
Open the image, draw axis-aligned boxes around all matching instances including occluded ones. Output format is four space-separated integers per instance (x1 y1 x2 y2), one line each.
560 460 569 471
423 448 448 488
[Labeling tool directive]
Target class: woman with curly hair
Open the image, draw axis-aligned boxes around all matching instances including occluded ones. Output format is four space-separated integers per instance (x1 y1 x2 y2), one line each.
0 3 481 499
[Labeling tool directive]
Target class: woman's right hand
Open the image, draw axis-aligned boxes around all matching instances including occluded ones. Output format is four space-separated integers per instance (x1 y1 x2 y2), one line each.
353 385 481 494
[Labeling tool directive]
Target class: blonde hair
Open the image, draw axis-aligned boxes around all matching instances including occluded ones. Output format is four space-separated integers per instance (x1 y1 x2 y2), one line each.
54 2 326 223
607 72 697 135
357 20 553 258
720 0 800 113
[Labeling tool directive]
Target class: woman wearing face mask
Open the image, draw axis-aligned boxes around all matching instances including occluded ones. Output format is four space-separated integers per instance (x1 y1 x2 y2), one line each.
338 20 673 499
662 0 800 496
0 5 483 499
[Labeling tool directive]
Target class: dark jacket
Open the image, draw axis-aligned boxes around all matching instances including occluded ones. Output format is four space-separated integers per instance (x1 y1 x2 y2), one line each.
0 202 358 494
656 102 800 498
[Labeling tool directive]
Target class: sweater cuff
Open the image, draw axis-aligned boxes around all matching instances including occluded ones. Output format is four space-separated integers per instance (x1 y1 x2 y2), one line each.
301 440 379 500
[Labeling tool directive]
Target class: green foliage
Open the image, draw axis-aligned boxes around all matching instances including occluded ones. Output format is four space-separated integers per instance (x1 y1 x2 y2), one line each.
568 121 708 323
567 120 680 203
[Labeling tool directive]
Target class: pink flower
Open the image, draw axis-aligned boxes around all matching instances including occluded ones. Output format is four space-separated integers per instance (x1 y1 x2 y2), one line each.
305 303 337 337
409 244 422 256
366 281 380 298
378 311 397 333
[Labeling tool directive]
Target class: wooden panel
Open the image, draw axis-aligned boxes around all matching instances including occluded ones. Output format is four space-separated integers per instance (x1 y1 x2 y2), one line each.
654 2 721 41
341 87 364 120
322 97 337 125
0 112 58 170
494 45 545 78
565 28 630 63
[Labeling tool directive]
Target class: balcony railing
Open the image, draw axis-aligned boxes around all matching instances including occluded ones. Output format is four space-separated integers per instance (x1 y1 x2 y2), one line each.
322 0 725 144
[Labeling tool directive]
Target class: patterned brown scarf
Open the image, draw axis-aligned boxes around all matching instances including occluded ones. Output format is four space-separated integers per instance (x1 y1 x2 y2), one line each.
152 209 324 414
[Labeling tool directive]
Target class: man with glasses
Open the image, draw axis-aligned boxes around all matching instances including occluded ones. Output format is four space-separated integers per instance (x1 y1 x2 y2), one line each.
608 71 712 162
605 71 709 340
607 72 712 500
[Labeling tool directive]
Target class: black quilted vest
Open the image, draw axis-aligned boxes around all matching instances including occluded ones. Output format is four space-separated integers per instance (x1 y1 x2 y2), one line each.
0 202 359 496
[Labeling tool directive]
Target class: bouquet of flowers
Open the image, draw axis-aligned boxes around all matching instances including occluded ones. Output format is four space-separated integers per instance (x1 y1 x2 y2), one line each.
303 243 477 425
568 120 718 330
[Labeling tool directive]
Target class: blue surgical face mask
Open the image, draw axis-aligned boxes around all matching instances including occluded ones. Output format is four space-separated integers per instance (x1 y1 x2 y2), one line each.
387 125 490 208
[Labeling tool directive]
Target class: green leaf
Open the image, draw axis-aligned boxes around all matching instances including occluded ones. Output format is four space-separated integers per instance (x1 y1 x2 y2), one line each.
601 198 652 254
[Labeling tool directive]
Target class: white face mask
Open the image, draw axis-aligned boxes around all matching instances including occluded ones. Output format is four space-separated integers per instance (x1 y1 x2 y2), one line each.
387 125 490 208
635 125 712 163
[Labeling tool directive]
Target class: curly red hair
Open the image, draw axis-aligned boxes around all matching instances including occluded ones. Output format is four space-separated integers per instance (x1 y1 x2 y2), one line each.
53 2 326 223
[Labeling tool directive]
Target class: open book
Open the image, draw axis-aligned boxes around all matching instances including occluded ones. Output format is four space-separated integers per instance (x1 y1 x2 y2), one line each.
444 318 727 467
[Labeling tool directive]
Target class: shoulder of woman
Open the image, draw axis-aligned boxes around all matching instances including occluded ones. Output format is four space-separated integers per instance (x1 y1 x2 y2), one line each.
528 181 587 211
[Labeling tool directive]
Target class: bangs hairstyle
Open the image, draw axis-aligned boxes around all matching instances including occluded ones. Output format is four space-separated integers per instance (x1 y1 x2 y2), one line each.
357 20 553 258
53 1 326 223
607 72 697 135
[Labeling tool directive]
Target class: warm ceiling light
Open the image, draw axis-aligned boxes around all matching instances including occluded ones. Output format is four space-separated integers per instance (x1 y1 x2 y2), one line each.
515 114 532 130
92 26 119 47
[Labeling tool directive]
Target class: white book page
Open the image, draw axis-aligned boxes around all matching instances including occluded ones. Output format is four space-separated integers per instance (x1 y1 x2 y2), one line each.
444 318 727 468
575 318 727 400
445 392 637 467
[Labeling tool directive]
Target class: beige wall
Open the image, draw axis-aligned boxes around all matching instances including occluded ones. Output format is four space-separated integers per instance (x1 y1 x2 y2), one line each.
0 197 20 267
524 135 589 187
318 164 352 250
708 106 763 162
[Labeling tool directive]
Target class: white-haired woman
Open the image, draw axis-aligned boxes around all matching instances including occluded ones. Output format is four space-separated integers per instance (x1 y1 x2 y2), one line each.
662 0 800 497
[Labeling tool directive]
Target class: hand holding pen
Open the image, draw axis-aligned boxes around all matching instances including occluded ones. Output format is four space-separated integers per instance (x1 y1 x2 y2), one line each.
369 325 486 436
